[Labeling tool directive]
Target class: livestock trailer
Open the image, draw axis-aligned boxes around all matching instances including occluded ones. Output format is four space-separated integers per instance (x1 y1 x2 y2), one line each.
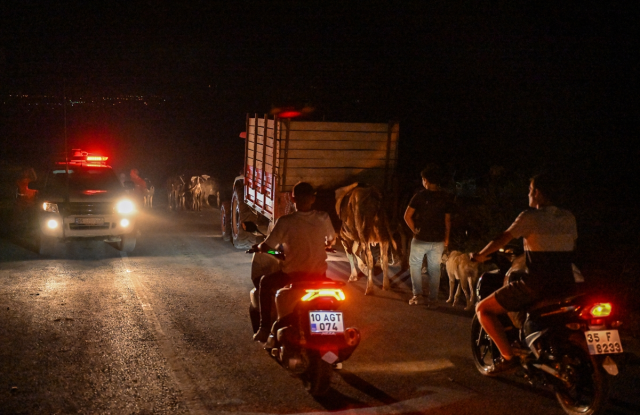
223 113 399 249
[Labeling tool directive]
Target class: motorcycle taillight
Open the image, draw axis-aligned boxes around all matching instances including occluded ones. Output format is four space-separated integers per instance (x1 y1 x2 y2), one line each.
580 302 612 319
301 289 345 302
590 303 612 317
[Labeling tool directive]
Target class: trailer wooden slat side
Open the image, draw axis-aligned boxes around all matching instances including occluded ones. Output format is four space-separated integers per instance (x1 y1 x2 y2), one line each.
242 114 399 223
245 116 279 217
248 149 394 163
287 140 398 151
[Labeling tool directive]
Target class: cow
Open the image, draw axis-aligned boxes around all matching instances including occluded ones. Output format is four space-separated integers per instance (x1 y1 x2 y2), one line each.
166 175 188 211
336 182 398 295
199 175 220 208
143 179 154 208
188 176 203 211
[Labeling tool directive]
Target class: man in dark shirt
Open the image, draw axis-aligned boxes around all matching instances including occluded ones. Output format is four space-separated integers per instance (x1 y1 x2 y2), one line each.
404 166 453 308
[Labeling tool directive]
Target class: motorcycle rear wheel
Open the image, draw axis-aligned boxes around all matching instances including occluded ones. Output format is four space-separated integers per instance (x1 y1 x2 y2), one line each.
302 354 332 397
554 339 609 415
470 314 499 376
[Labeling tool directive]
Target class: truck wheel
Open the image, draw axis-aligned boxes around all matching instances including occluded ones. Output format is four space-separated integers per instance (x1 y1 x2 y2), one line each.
220 200 231 242
37 233 56 256
231 184 257 249
118 234 136 253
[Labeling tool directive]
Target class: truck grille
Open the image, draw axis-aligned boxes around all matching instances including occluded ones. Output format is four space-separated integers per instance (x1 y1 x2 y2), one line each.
64 203 114 215
69 223 112 230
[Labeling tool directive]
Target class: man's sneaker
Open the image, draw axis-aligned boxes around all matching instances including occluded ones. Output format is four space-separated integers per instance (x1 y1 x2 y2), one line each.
253 328 270 343
487 356 520 375
409 295 423 305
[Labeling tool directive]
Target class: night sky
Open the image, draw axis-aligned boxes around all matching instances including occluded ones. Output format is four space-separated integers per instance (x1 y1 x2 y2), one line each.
1 1 638 202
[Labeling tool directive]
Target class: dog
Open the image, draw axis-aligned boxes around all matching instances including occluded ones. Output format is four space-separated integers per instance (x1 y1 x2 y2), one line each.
443 250 485 311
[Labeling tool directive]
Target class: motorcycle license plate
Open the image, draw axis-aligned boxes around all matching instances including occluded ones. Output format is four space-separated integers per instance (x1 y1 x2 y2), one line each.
75 217 104 225
309 311 344 335
584 330 623 355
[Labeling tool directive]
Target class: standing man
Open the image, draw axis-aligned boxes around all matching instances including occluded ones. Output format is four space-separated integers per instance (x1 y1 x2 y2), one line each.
404 166 453 308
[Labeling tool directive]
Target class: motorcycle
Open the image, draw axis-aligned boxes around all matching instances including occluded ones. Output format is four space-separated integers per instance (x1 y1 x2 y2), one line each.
243 222 361 397
471 247 624 415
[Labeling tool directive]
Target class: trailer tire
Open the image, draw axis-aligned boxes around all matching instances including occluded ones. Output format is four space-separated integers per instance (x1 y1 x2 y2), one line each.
220 200 232 242
117 233 136 253
231 184 257 249
37 233 57 256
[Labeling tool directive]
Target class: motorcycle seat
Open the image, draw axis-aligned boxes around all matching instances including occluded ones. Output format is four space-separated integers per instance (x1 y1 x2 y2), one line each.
526 293 585 314
287 279 345 289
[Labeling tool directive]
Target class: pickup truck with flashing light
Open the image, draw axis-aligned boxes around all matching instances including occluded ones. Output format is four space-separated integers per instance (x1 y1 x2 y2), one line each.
28 150 138 255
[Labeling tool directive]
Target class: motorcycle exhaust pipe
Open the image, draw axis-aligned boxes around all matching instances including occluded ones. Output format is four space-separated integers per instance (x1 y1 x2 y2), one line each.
345 327 360 347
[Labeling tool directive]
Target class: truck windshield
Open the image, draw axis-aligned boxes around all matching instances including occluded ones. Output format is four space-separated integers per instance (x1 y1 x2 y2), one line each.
49 167 121 191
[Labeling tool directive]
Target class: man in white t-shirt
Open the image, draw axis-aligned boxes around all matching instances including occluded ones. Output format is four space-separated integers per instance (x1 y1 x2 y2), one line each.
253 182 336 342
471 173 578 374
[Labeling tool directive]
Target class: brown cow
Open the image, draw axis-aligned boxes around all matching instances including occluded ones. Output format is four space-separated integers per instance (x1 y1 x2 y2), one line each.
336 183 398 295
188 176 203 211
166 175 186 211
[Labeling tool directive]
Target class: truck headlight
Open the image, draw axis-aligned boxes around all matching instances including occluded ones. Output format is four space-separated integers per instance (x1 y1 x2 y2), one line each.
42 202 59 213
116 199 135 214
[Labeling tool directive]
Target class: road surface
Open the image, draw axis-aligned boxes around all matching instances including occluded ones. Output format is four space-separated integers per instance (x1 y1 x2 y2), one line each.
1 206 638 414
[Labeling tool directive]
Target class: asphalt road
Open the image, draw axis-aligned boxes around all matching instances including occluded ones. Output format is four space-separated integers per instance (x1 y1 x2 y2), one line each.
1 206 639 414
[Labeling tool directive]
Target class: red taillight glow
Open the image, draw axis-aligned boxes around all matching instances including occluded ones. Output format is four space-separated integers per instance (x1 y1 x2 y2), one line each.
83 190 107 195
590 303 612 318
278 111 302 118
301 289 345 302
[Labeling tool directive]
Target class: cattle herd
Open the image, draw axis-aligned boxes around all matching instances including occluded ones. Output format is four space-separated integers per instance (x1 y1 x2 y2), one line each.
165 174 220 212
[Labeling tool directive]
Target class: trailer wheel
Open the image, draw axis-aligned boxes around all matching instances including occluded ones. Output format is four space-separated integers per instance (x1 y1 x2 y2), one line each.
231 184 257 249
37 233 57 256
220 200 232 242
117 233 136 253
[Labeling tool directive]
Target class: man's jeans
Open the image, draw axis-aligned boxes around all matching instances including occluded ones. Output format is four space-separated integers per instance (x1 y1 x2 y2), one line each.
409 239 445 301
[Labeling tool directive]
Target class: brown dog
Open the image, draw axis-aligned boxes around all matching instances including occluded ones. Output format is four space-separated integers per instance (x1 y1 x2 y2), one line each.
444 250 483 311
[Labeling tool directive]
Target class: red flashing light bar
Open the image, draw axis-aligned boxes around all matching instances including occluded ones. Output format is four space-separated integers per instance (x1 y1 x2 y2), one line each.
87 156 108 161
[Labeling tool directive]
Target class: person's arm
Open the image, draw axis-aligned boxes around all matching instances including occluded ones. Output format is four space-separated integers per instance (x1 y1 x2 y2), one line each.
444 213 451 248
324 215 337 247
404 206 419 235
259 217 283 252
256 241 275 253
471 231 515 263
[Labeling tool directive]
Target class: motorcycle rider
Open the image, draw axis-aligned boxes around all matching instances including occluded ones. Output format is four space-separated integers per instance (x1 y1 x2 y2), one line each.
252 181 336 343
471 172 577 374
